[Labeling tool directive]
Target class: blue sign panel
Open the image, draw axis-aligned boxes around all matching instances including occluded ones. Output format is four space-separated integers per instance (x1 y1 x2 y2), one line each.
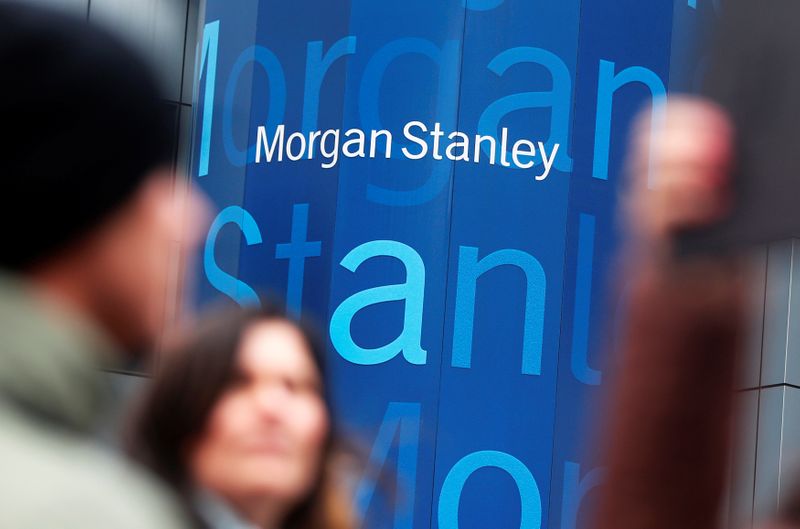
188 1 699 527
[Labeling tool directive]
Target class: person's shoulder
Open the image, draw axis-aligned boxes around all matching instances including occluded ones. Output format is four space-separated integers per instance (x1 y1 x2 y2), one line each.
0 404 189 529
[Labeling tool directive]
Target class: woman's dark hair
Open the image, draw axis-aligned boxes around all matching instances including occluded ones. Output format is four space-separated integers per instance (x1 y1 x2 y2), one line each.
126 303 355 529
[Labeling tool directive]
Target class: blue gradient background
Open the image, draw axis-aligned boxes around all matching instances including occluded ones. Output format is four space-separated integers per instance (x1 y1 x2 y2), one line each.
188 1 709 527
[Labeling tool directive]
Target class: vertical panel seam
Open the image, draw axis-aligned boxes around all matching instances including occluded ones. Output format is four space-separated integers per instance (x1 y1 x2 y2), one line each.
428 6 470 528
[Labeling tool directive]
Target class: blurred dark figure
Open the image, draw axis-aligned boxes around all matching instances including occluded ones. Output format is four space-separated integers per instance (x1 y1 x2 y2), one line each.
127 305 357 529
0 3 204 528
590 98 776 529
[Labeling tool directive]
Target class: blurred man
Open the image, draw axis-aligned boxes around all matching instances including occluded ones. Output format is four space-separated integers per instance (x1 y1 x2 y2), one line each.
591 99 765 529
0 3 204 528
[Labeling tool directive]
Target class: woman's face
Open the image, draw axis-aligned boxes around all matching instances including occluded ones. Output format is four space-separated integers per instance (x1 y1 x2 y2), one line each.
189 320 329 509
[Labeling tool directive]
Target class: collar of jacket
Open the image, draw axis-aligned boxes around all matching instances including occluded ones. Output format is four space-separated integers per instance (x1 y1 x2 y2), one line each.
0 272 121 434
192 488 263 529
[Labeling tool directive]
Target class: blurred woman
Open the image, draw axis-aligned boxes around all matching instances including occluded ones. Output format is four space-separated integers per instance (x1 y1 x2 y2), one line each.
127 305 356 529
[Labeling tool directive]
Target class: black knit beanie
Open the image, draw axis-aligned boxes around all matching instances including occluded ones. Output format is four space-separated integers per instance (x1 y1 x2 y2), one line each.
0 2 173 271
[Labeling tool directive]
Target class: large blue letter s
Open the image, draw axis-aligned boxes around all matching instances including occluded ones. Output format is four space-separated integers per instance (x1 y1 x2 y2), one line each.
204 206 262 307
